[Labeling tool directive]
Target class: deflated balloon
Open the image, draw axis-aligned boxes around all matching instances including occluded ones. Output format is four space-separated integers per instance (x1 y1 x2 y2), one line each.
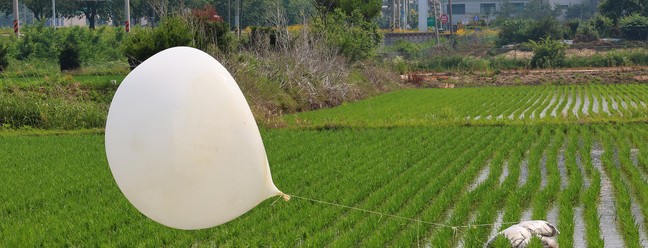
105 46 282 230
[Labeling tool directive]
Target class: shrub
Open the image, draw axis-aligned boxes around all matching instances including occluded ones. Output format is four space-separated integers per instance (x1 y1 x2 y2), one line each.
591 14 615 37
122 16 193 69
565 19 580 39
497 17 564 46
314 8 382 62
619 14 648 40
574 24 600 42
0 43 8 72
59 43 81 71
529 37 567 68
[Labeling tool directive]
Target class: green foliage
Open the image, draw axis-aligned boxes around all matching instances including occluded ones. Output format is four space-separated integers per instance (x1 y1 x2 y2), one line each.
529 37 567 68
488 235 512 247
314 0 382 21
591 14 615 37
619 14 648 40
564 19 580 39
389 40 423 60
191 14 235 53
13 24 124 64
574 24 600 43
314 9 382 62
0 43 8 72
527 236 545 248
121 16 193 69
497 17 564 46
599 0 646 24
59 43 81 71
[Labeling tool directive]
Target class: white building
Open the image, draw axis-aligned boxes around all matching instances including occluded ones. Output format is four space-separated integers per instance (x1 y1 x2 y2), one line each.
436 0 586 26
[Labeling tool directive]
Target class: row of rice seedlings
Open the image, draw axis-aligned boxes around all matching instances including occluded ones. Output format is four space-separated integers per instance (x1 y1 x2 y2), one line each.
629 125 648 185
401 127 523 247
584 85 595 115
607 85 635 117
216 128 421 245
535 87 560 119
612 84 648 118
483 87 535 120
556 126 583 247
549 86 569 119
460 126 550 247
524 87 552 120
303 127 471 246
502 87 540 119
516 87 551 119
426 126 535 247
353 127 511 247
597 126 642 247
614 126 648 244
600 84 623 116
578 126 605 246
531 127 564 219
591 84 609 117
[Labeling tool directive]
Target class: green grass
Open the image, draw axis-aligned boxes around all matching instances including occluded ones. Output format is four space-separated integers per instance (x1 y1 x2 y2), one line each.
5 83 648 246
284 84 648 128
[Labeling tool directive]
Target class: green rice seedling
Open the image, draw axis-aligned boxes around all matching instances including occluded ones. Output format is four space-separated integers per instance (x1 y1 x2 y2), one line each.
597 126 642 247
578 126 605 246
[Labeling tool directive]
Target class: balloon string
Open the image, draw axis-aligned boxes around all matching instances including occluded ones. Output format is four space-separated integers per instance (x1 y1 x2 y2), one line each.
284 194 519 229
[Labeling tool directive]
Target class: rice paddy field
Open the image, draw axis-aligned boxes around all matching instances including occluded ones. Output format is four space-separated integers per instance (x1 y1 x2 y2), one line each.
3 84 648 247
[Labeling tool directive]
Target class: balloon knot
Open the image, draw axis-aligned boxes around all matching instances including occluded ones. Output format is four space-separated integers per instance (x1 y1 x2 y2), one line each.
279 192 291 202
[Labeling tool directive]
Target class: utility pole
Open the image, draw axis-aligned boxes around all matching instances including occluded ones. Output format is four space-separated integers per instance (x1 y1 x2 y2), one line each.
12 0 19 36
433 0 440 45
125 0 130 32
448 0 453 38
51 0 56 28
235 0 240 36
402 0 407 29
228 0 231 28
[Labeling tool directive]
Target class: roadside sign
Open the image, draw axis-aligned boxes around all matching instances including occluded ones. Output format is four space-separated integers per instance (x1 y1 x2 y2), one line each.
427 17 435 27
440 14 448 24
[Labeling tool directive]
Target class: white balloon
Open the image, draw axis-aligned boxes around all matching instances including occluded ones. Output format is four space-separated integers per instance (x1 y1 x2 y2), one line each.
105 46 282 230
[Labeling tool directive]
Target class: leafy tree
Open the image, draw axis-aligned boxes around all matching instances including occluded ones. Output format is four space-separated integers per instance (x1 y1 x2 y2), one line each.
58 0 110 29
314 8 381 62
521 0 559 20
599 0 646 24
121 16 193 69
314 0 382 21
565 1 599 20
619 13 648 40
0 0 52 21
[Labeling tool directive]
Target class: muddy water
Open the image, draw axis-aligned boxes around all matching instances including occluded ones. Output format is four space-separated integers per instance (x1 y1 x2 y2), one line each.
547 205 559 230
629 149 648 248
610 97 623 116
601 96 611 115
540 94 558 118
540 154 548 189
521 208 532 221
592 147 625 247
574 206 587 248
641 101 647 108
551 92 565 117
562 94 574 117
573 94 582 117
592 94 600 114
499 162 509 185
519 96 542 119
470 166 490 191
519 159 529 186
619 96 628 110
582 93 590 116
488 211 505 239
558 149 568 190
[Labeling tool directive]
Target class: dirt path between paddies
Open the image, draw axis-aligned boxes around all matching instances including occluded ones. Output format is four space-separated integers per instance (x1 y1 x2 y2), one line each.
407 66 648 88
